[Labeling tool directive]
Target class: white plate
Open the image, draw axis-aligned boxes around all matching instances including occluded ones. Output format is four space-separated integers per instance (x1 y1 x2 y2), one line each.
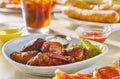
78 63 110 74
2 34 108 76
54 13 120 32
0 8 21 13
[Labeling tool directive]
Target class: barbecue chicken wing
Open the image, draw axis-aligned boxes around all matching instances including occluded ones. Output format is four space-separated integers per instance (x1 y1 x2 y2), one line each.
10 51 39 64
21 38 46 52
27 53 75 66
10 37 90 66
65 47 88 61
41 41 65 55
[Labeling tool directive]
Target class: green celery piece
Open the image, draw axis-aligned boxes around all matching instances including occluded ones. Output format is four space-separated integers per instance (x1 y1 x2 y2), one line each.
81 39 101 58
72 43 83 48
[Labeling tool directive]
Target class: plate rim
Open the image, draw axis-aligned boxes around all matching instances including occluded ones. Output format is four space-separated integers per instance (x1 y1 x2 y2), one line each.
54 13 120 32
78 63 111 74
0 7 21 13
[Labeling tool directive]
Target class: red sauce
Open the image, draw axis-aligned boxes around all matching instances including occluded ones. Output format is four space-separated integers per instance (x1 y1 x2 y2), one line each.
54 66 120 79
62 72 92 79
79 31 107 43
112 76 120 79
91 66 120 79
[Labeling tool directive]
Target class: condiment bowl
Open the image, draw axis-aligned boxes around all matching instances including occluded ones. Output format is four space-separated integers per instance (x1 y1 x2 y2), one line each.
0 28 22 43
0 23 23 43
2 34 108 76
75 24 111 43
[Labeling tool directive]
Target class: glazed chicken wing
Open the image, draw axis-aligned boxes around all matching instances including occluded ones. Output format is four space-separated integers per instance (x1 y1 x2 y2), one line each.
27 53 75 66
41 41 65 55
21 38 46 52
10 51 38 64
65 47 88 61
10 37 90 66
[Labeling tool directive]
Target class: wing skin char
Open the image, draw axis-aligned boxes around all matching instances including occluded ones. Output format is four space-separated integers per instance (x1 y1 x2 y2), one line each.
10 51 39 64
27 53 75 66
21 38 46 52
41 41 65 55
65 47 88 61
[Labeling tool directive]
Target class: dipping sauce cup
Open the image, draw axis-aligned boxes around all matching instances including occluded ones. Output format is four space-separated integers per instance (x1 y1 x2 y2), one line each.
21 0 51 34
75 24 111 43
0 28 22 43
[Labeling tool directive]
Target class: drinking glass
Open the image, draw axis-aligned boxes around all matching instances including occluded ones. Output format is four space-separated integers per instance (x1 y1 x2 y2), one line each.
21 0 51 34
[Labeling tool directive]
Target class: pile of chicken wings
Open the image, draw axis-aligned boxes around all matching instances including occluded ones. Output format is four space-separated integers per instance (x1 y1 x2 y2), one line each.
10 38 89 66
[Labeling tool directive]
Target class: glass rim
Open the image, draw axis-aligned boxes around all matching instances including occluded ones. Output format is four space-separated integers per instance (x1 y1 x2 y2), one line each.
76 24 112 34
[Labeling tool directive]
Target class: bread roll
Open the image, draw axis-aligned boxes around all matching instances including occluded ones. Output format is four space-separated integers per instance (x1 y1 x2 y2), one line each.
91 4 120 16
65 0 113 10
83 0 112 4
65 0 90 9
64 6 120 23
65 0 120 15
111 5 120 15
91 4 112 10
112 0 120 5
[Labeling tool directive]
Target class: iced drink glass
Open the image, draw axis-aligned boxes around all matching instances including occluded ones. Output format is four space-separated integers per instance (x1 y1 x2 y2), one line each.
21 0 51 33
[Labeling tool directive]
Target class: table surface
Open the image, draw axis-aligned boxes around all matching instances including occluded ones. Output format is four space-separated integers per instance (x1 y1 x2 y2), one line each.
0 6 120 79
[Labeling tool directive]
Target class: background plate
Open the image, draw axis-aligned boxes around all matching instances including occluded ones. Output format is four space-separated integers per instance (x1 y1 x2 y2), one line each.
78 63 110 74
54 13 120 32
0 8 21 13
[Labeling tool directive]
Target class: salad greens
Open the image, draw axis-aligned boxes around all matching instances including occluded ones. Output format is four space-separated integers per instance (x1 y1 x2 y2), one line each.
72 39 102 58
